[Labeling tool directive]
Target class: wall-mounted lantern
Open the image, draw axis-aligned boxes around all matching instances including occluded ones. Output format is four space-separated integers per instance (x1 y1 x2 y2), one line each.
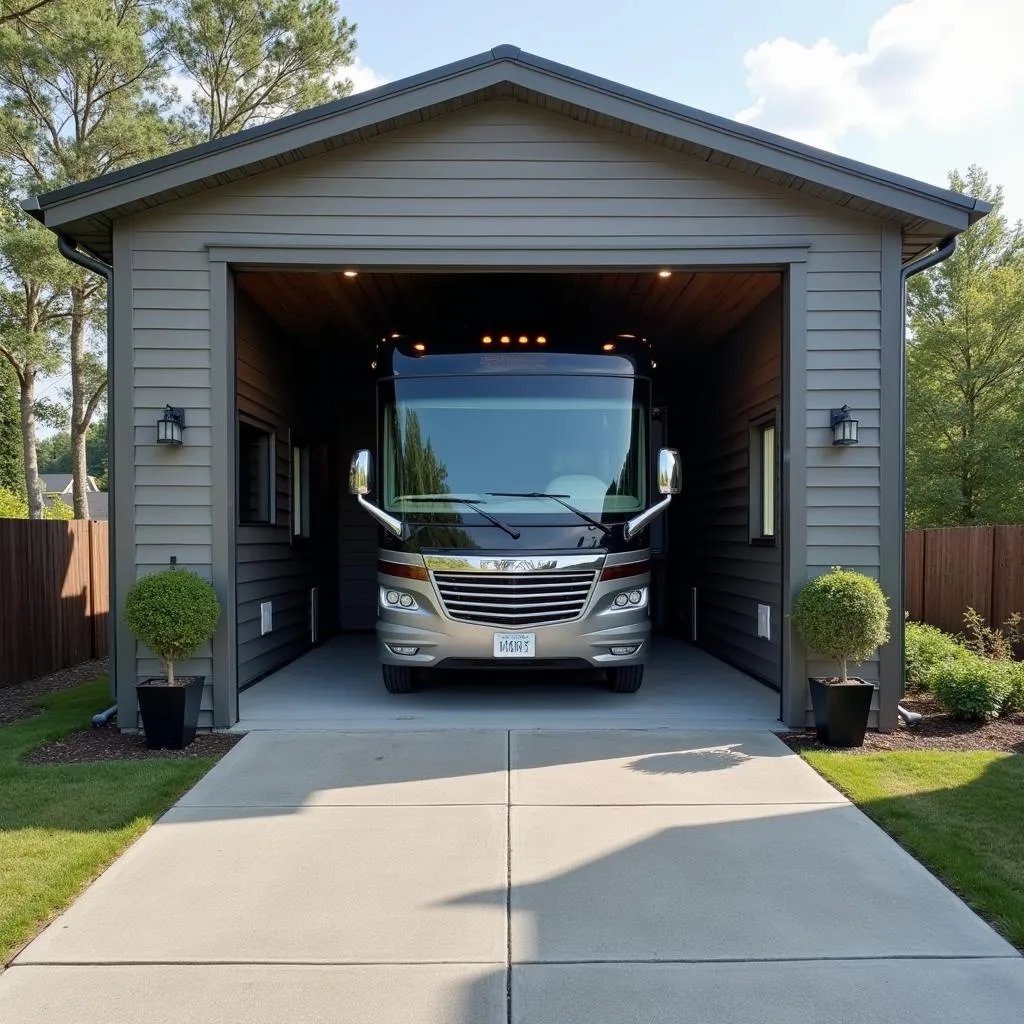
157 405 186 446
829 405 859 446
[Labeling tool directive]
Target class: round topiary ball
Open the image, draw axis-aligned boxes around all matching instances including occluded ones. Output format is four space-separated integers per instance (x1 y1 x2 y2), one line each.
124 569 220 683
792 567 890 681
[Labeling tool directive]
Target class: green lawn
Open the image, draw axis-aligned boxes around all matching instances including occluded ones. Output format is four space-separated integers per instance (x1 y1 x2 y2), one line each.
0 681 217 964
803 749 1024 950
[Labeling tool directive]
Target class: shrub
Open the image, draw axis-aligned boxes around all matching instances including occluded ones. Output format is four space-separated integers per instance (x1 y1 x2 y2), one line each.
1000 660 1024 716
928 653 1010 721
905 622 962 691
792 568 890 682
124 569 220 684
0 487 74 519
960 607 1023 661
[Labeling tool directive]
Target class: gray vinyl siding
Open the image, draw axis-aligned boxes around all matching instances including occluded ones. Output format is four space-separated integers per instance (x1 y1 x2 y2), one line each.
690 292 782 686
120 96 888 726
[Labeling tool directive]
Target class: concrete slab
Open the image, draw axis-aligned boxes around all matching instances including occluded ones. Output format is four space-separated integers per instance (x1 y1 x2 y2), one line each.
507 804 1017 962
19 805 507 965
0 964 507 1024
238 636 781 732
177 731 508 807
511 730 844 805
513 960 1024 1024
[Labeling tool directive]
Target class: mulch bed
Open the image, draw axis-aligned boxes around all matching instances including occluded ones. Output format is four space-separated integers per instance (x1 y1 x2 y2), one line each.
783 693 1024 754
23 727 244 765
0 658 110 726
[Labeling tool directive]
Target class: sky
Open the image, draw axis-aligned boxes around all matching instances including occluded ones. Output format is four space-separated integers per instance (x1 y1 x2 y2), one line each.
339 0 1024 220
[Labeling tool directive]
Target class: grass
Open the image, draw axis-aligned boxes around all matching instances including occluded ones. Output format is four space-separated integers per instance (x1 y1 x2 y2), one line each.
802 749 1024 950
0 680 218 965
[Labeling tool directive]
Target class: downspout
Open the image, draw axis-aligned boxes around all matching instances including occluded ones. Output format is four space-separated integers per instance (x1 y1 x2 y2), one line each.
56 235 118 723
896 234 957 727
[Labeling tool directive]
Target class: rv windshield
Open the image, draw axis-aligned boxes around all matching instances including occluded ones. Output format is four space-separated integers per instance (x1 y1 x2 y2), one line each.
382 375 647 518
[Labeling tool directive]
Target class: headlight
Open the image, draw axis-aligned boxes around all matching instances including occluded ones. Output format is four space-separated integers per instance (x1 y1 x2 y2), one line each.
399 594 414 608
385 590 400 605
381 588 418 610
627 590 642 605
614 593 630 607
611 587 647 610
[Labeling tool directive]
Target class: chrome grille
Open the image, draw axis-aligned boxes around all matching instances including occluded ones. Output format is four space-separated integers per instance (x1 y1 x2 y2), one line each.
432 570 596 627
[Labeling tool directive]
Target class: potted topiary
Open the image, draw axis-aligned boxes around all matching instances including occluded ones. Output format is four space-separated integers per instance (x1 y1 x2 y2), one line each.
791 567 890 747
124 567 221 749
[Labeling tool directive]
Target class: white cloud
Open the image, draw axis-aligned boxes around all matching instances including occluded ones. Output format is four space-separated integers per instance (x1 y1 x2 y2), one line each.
336 58 389 95
736 0 1024 151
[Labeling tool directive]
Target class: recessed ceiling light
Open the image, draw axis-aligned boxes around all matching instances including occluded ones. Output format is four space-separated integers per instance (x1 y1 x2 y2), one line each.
500 335 510 344
658 270 672 278
518 335 528 344
413 343 425 352
343 270 358 278
536 336 547 345
602 343 615 351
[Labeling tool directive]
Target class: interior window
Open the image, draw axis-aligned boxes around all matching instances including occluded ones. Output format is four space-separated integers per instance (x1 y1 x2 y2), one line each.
239 420 273 525
750 417 777 543
292 444 310 538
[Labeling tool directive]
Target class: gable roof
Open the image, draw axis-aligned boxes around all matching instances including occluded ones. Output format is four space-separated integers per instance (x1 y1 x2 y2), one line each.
40 474 101 494
26 44 988 263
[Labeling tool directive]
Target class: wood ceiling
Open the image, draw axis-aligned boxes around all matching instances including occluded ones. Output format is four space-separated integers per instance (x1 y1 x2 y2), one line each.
236 270 781 356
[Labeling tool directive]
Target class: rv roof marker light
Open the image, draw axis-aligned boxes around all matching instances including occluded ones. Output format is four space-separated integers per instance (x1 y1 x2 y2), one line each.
536 336 547 345
602 343 615 351
343 270 358 278
413 343 426 352
658 270 672 278
518 335 528 344
500 335 510 344
482 335 492 345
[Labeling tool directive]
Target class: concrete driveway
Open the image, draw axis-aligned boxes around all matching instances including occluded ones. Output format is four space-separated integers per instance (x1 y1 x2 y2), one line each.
3 729 1023 1023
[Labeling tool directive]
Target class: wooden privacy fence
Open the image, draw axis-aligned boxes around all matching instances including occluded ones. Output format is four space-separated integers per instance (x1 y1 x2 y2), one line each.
906 525 1024 635
0 520 109 688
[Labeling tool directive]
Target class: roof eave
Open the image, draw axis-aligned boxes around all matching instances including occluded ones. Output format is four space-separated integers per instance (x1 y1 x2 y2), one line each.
28 43 986 236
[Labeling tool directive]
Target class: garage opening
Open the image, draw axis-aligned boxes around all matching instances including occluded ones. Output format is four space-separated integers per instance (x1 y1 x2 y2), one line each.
232 270 784 701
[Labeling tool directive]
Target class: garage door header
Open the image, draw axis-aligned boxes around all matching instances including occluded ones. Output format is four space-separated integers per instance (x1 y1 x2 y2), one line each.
26 43 988 261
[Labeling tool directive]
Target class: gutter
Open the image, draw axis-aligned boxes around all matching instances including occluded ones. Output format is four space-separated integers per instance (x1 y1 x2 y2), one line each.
57 235 118 711
896 235 957 726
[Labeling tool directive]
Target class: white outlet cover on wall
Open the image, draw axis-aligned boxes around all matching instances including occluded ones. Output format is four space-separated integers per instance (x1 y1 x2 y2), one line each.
757 603 771 640
260 601 273 636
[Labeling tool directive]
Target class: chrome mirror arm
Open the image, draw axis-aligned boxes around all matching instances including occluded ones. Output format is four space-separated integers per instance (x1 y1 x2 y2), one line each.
623 494 672 540
357 494 406 539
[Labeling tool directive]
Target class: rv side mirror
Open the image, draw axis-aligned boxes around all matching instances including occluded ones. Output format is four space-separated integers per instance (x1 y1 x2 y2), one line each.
349 449 372 496
658 448 681 495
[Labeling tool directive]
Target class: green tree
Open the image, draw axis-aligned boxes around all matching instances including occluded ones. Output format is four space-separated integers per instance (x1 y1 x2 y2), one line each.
906 166 1024 527
0 0 59 27
0 202 73 517
162 0 357 141
0 358 21 492
0 0 179 518
37 414 107 485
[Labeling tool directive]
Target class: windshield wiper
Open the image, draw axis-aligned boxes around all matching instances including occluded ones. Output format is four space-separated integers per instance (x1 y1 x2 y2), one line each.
486 492 610 535
399 496 521 540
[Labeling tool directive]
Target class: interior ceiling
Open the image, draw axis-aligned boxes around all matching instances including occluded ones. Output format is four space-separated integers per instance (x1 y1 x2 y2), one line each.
236 271 781 353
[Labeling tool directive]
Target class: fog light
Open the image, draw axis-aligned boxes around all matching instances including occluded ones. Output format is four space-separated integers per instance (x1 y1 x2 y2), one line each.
385 590 400 605
399 594 414 608
613 593 630 607
388 645 418 656
627 590 643 605
610 645 638 656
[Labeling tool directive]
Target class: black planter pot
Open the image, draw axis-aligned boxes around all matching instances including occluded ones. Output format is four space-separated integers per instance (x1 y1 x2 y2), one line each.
808 677 874 748
136 675 204 750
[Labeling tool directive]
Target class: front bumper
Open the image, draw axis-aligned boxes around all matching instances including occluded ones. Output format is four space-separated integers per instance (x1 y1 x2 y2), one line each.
376 558 650 670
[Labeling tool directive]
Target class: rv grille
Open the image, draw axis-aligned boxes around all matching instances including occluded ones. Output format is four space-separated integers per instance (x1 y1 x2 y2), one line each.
431 570 596 627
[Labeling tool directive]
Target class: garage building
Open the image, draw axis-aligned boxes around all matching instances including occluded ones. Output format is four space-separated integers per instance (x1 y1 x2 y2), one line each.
27 45 987 731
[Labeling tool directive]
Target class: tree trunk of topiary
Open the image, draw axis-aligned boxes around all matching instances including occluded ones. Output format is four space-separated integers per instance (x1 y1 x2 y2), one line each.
166 659 175 686
839 656 848 683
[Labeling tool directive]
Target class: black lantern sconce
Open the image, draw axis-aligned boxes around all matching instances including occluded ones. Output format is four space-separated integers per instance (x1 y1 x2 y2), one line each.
830 405 859 446
157 405 186 446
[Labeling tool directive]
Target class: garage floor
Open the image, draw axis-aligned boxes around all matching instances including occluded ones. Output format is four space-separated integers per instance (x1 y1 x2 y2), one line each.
5 729 1022 1023
236 636 782 731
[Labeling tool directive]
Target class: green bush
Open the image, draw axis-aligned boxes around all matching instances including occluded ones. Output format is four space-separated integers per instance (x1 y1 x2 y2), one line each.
124 569 220 684
905 622 962 691
928 653 1010 721
0 486 74 519
792 568 890 681
1000 660 1024 716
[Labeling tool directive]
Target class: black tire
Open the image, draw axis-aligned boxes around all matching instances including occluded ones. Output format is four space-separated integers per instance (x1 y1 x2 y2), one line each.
608 665 644 693
382 664 416 694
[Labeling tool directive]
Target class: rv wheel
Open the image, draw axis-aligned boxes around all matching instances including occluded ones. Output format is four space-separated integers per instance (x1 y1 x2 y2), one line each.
382 664 416 694
608 665 644 693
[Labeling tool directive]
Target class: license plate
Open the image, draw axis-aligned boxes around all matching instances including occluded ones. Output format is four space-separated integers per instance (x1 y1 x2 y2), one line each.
493 632 535 658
